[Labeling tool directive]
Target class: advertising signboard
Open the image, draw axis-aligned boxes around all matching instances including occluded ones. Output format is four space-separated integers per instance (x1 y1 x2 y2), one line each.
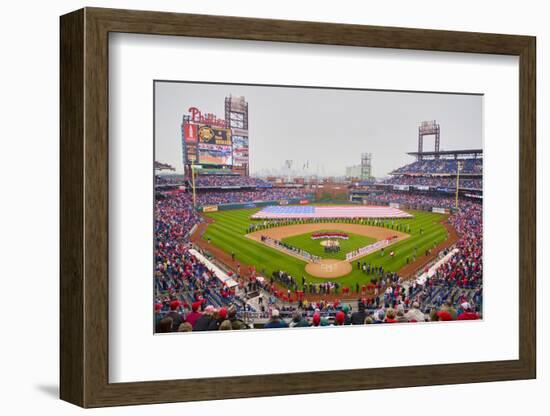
198 125 232 146
183 123 198 143
198 146 233 166
202 205 219 213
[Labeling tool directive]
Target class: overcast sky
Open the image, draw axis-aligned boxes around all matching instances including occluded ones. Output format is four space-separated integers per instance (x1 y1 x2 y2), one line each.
155 81 482 178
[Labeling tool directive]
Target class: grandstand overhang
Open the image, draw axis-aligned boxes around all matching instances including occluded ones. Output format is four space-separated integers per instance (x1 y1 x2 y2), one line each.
407 149 483 160
154 161 176 171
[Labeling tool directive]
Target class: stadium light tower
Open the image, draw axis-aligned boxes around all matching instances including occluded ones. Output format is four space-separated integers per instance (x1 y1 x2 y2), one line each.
455 161 463 210
361 153 372 180
418 120 441 160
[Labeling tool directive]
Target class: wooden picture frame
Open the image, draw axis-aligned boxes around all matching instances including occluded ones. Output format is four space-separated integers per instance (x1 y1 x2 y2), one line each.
60 7 536 408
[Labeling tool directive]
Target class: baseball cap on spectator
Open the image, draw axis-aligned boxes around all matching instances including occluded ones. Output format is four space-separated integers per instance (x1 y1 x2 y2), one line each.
219 307 228 320
169 300 181 310
436 310 453 321
335 311 345 325
204 305 215 314
312 313 321 326
272 309 280 317
191 301 201 311
154 303 162 311
461 302 471 311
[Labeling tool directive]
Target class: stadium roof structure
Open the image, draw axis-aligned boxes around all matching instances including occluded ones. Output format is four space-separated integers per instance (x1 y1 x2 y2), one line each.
407 149 483 159
154 161 175 171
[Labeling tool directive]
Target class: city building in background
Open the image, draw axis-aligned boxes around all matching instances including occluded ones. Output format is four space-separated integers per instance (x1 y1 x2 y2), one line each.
345 165 362 179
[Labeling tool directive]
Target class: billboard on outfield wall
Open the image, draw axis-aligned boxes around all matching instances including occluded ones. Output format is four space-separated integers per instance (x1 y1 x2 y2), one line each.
202 205 219 213
389 202 400 208
432 207 450 214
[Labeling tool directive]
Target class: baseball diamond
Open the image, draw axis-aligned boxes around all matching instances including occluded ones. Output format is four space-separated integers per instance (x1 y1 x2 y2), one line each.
203 208 444 284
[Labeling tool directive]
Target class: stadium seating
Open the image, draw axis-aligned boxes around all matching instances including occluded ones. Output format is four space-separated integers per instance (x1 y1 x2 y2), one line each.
391 158 482 175
154 171 482 332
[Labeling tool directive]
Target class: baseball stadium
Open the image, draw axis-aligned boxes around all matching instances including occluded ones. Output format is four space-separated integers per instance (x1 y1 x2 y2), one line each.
154 92 483 332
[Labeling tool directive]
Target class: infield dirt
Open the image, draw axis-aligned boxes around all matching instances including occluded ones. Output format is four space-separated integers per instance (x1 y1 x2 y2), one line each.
247 222 408 243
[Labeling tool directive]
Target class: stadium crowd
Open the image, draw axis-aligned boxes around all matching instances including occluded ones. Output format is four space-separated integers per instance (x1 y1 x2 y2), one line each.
196 188 312 206
193 175 272 188
364 192 460 208
382 176 482 189
154 171 482 332
391 158 482 175
155 191 201 240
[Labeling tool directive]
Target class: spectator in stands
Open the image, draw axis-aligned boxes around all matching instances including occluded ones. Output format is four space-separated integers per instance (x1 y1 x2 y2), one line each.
440 298 458 320
194 305 216 331
405 301 426 322
385 308 398 323
311 312 321 327
264 309 289 329
341 305 352 325
289 311 310 328
396 305 408 323
178 322 193 332
436 309 453 321
457 302 480 320
219 320 233 330
351 302 368 325
207 307 228 331
186 301 202 328
154 303 163 327
166 300 185 332
156 317 173 333
227 305 248 330
334 311 346 326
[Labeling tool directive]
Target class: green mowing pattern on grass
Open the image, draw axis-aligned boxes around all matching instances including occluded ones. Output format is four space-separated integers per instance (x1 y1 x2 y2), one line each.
202 208 449 289
282 231 377 260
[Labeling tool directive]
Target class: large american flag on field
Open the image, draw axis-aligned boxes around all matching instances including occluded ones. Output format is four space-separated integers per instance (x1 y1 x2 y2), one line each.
251 205 412 219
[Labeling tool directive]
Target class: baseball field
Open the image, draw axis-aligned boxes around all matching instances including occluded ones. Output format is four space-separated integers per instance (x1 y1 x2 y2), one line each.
199 206 450 289
282 230 377 260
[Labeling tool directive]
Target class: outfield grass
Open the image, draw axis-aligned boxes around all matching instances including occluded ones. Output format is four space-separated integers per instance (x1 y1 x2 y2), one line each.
202 207 448 289
282 230 377 260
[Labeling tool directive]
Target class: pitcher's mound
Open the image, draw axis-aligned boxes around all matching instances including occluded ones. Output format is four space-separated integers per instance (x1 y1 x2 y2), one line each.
305 259 352 278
